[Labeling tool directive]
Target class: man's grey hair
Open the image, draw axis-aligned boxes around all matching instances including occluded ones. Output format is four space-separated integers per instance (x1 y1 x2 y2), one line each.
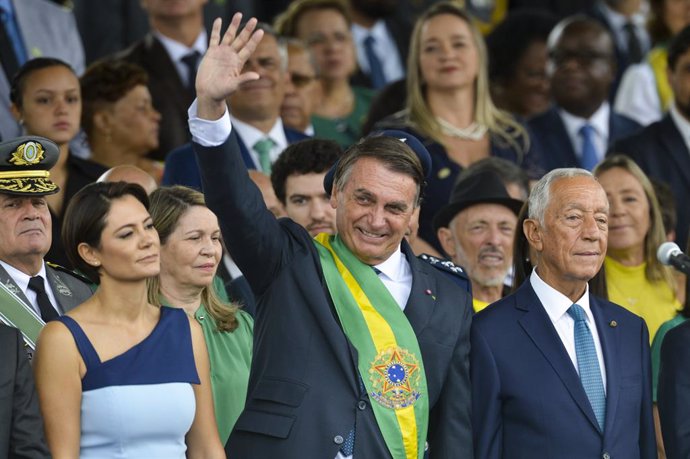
528 168 594 225
256 22 289 72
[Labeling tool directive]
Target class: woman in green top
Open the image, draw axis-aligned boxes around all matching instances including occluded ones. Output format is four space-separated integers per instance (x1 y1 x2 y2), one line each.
147 186 253 444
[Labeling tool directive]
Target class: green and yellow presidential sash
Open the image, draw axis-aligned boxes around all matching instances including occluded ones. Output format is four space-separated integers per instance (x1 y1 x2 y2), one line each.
314 233 429 459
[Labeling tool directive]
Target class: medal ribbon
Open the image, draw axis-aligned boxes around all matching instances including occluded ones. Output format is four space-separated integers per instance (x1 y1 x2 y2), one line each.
315 233 428 459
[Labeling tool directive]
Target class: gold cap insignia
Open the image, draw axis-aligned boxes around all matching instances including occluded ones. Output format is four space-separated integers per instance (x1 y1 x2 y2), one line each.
9 141 45 166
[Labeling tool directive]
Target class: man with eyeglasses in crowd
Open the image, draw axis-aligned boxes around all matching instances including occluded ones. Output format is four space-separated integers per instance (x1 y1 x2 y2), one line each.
163 23 309 190
528 16 641 172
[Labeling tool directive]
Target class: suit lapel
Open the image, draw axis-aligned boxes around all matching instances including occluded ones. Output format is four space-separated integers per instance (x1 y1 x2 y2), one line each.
143 34 193 113
45 267 79 314
515 283 602 433
550 109 579 167
591 296 620 436
232 129 258 170
659 115 690 189
403 244 435 336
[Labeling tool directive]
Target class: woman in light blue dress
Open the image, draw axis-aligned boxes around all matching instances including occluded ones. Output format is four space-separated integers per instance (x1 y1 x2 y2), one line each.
33 182 225 458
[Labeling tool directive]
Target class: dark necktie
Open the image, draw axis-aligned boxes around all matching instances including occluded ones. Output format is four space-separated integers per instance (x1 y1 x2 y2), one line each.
623 22 643 64
568 304 606 430
181 50 201 92
28 276 58 322
363 35 386 90
0 8 20 81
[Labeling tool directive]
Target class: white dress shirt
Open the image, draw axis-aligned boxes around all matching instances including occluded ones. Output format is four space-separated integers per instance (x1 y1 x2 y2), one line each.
598 3 650 58
154 30 207 87
0 260 61 316
352 20 405 84
559 102 610 165
530 269 607 391
230 115 288 171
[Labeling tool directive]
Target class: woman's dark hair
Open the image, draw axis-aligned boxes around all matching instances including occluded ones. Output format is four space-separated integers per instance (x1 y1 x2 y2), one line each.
10 57 75 108
62 181 150 284
486 9 557 84
79 59 149 139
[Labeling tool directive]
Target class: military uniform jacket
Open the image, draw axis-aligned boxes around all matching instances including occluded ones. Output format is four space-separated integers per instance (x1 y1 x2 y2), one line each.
195 134 473 458
0 263 92 317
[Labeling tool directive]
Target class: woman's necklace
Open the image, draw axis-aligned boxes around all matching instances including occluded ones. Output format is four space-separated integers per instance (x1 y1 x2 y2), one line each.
437 116 487 141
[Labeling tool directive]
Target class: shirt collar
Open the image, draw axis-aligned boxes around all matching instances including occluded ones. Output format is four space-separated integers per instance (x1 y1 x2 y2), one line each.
559 102 610 140
371 245 406 282
230 115 288 153
352 19 388 44
0 259 47 294
530 268 593 324
154 30 207 65
600 3 646 30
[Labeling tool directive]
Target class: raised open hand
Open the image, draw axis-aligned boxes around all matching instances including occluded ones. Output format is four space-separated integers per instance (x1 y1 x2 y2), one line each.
196 13 264 105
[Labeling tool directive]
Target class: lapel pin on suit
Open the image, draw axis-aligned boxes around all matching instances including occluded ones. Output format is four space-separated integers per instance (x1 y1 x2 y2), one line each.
424 289 436 300
609 320 617 328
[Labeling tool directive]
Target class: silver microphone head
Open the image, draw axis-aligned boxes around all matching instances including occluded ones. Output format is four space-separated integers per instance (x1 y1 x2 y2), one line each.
657 241 682 265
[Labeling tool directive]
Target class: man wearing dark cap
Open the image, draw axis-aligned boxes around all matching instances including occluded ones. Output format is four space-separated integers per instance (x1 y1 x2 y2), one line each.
0 136 92 352
189 17 472 459
435 171 523 312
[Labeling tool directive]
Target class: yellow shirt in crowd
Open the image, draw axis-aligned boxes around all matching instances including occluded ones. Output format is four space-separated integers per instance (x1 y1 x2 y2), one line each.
604 256 679 342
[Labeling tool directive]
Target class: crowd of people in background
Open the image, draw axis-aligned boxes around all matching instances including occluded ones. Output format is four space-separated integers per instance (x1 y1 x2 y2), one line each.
2 0 690 457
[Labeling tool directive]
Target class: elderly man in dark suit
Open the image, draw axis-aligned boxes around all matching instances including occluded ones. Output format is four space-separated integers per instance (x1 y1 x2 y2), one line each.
610 25 690 251
529 16 640 172
191 15 473 458
471 168 656 458
0 136 92 352
0 324 49 458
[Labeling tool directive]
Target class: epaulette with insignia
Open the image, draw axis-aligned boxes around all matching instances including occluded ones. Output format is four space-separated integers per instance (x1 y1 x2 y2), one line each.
418 254 472 294
46 262 93 285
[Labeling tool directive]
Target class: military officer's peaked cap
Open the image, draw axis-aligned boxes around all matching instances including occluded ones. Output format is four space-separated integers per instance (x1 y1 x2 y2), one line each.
0 136 59 196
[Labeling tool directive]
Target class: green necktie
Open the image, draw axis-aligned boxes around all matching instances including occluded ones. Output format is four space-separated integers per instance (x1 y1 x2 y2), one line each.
253 138 275 174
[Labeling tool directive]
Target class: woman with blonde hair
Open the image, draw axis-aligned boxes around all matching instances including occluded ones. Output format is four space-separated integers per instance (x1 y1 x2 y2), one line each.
148 185 253 443
377 1 542 254
594 154 678 341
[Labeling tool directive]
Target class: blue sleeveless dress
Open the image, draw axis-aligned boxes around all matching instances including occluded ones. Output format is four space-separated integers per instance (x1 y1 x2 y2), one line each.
58 306 200 458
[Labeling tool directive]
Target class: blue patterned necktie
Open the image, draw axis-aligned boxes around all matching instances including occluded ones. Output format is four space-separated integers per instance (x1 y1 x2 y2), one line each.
579 124 599 171
567 304 606 431
253 138 275 174
363 35 386 90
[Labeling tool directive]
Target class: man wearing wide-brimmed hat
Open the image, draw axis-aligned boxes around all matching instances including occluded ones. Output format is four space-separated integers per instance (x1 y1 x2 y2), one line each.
435 170 523 312
0 136 92 352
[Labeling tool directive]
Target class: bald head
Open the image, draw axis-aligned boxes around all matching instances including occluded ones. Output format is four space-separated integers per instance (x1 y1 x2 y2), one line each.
98 165 158 195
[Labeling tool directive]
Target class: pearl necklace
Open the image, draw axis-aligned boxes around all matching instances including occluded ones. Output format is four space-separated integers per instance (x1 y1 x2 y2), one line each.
437 117 487 141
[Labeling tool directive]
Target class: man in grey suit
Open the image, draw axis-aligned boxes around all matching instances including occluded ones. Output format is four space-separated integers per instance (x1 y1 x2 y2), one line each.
0 136 92 352
0 0 85 141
